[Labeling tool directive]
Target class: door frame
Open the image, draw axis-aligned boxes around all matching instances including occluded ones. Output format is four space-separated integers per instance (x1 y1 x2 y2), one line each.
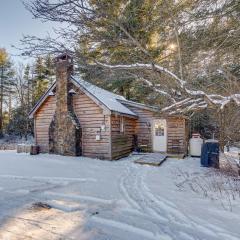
152 119 167 152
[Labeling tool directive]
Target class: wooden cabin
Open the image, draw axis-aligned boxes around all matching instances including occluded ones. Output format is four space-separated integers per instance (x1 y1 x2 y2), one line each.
29 54 189 160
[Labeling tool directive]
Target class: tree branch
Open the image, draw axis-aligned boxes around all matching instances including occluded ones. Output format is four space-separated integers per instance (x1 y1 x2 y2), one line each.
96 61 240 113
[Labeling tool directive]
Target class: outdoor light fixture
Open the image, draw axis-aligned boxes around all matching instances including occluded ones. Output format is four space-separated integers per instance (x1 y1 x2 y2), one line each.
48 91 55 96
96 134 101 141
69 89 76 95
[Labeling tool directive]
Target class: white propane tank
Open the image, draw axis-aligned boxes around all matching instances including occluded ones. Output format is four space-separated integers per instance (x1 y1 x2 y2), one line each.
189 133 203 157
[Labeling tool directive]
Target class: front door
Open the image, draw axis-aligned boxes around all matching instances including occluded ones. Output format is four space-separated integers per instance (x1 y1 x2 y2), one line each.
153 119 167 152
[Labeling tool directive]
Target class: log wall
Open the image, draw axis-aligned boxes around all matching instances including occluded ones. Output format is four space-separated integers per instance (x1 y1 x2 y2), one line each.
73 92 111 159
167 117 189 155
121 103 189 155
34 93 189 158
110 115 136 159
34 90 111 159
121 104 154 151
35 96 56 152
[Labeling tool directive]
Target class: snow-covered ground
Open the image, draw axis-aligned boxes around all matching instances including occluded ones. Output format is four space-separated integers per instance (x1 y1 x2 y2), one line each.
0 151 239 240
224 147 240 164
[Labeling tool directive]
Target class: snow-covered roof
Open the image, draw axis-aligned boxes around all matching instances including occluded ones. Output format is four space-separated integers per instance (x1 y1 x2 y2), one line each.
71 76 137 117
119 99 159 112
29 73 162 118
30 76 152 118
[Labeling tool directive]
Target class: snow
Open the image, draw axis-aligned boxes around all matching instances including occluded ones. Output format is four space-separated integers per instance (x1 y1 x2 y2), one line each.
30 76 139 119
137 77 173 99
96 61 187 87
96 61 240 112
223 147 240 165
72 76 138 117
0 151 240 240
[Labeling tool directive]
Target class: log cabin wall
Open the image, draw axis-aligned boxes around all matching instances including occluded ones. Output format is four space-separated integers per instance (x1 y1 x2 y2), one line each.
121 104 154 151
166 117 189 155
35 96 56 152
184 118 190 154
34 93 189 158
123 103 189 155
110 115 136 159
34 90 111 159
73 90 111 159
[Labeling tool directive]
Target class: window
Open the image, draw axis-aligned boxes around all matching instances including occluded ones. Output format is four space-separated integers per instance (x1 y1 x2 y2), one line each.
120 116 124 133
155 122 165 136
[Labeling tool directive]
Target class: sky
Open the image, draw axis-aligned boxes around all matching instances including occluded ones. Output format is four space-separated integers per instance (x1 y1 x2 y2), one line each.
0 0 58 63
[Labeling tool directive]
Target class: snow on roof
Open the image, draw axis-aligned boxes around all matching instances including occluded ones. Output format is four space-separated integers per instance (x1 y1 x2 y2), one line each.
29 75 158 118
71 76 138 117
119 99 159 112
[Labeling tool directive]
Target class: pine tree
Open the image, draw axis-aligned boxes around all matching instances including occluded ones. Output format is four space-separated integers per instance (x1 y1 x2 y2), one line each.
0 49 14 137
77 0 169 102
23 64 31 110
44 54 55 85
32 56 51 105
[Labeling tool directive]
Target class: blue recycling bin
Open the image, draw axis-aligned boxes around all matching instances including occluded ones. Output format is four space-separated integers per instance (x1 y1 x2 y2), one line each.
201 141 219 168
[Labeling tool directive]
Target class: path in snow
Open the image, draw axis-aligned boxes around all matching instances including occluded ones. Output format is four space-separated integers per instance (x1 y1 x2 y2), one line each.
117 162 240 240
0 151 239 240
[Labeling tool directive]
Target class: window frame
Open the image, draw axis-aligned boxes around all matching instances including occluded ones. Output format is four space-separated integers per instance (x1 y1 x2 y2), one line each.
154 120 165 136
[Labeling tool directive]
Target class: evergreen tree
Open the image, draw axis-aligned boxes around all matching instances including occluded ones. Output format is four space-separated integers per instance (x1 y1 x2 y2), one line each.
44 54 55 85
32 55 55 105
23 64 31 111
77 0 171 102
21 0 240 147
0 48 14 137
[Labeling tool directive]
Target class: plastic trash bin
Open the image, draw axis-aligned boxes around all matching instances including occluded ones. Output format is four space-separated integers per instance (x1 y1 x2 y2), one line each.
201 140 219 168
189 134 203 157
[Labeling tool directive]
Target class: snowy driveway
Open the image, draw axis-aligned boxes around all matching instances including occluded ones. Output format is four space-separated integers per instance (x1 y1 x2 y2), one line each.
0 151 239 240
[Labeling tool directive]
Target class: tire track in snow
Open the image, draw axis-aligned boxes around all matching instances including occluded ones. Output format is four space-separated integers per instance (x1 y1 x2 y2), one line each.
0 174 96 183
91 216 164 240
139 166 239 240
119 163 239 240
142 168 240 240
119 164 179 239
119 166 142 210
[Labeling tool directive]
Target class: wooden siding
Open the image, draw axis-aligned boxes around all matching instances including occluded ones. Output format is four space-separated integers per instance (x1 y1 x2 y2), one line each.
35 96 56 152
34 90 111 159
121 104 154 151
34 92 189 159
122 103 189 155
167 117 188 155
73 92 111 159
111 115 136 159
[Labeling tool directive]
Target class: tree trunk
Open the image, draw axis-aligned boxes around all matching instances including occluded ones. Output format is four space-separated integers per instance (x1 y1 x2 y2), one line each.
218 110 225 152
8 94 12 122
0 67 3 138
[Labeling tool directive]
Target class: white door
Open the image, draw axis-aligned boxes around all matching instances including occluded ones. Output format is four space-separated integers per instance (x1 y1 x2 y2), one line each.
153 119 167 152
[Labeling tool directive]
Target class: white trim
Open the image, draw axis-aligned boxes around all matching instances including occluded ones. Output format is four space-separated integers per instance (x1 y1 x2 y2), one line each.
152 119 167 152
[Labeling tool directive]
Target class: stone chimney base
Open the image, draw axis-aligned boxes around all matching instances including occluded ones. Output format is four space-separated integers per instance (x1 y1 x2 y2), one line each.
48 53 82 156
49 113 82 156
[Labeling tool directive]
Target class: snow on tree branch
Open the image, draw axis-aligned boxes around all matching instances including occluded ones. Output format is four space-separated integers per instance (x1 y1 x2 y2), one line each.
137 77 175 101
96 61 240 113
96 61 187 87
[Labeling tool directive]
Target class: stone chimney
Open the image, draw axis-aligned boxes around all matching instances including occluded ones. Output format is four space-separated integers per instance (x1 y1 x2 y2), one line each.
49 53 82 156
